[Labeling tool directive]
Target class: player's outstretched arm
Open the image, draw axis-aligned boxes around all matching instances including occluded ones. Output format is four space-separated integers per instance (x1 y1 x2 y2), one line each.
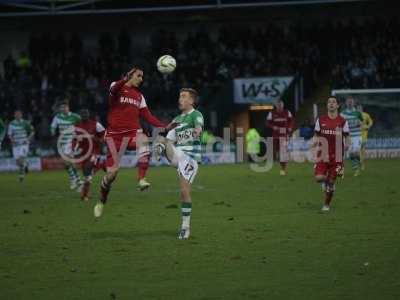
139 107 166 128
344 135 351 152
366 114 373 129
288 111 295 136
28 123 35 141
7 126 15 145
50 116 58 137
265 112 273 129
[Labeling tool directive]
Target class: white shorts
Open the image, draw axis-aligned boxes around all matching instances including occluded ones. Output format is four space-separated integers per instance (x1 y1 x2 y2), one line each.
59 143 73 157
169 146 199 184
12 145 29 159
350 136 362 153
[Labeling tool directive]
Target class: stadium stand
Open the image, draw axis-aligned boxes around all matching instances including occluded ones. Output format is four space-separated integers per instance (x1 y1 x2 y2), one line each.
0 15 399 148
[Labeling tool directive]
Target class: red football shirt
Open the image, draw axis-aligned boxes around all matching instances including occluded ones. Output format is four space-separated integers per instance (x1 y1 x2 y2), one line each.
75 119 105 155
107 79 165 134
266 109 294 137
314 115 349 162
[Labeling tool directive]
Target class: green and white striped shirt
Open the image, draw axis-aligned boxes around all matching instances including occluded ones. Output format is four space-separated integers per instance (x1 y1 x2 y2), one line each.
8 119 34 146
50 112 81 145
340 109 363 138
168 109 204 162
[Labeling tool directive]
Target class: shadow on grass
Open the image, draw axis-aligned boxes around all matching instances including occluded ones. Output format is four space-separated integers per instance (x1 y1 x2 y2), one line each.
89 230 176 240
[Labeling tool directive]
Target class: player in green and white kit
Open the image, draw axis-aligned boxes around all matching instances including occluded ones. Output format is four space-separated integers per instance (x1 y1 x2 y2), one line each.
51 101 83 190
154 88 204 239
340 96 364 176
7 110 35 181
0 117 5 151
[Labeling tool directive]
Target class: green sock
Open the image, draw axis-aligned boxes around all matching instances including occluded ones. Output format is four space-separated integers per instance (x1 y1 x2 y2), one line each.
19 164 24 177
66 165 78 182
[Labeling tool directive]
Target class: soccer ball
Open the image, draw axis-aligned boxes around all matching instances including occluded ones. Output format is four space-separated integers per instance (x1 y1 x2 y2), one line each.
157 55 176 74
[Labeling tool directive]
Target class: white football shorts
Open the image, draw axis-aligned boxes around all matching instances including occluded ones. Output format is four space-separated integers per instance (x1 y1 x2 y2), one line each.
169 146 199 184
12 144 29 159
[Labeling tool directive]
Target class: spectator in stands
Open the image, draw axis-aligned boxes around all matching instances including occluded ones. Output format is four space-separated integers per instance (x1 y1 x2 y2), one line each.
85 73 99 90
16 51 31 69
1 16 398 149
3 54 16 80
299 119 314 141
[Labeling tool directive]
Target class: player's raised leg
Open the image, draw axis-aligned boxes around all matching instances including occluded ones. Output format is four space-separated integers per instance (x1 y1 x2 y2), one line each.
94 168 118 217
94 134 125 217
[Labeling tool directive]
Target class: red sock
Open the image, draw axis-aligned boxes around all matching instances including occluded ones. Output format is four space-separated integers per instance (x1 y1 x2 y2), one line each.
325 191 333 206
138 154 150 180
100 177 111 204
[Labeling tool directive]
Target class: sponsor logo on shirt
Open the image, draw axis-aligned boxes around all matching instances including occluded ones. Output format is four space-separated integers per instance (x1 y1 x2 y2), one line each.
120 97 141 107
321 128 343 135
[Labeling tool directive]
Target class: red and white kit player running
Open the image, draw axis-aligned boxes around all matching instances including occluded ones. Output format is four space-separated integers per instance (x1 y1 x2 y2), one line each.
266 100 294 176
94 67 167 218
74 109 106 202
312 96 350 212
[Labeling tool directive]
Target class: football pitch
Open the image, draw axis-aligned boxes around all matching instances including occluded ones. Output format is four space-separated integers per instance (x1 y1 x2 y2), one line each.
0 160 399 300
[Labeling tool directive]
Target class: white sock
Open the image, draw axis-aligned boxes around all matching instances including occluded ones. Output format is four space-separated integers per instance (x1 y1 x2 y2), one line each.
182 215 191 229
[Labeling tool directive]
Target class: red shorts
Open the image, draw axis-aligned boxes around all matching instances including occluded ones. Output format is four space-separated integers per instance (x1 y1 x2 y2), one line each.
105 129 140 168
314 161 344 181
79 153 101 167
74 144 101 166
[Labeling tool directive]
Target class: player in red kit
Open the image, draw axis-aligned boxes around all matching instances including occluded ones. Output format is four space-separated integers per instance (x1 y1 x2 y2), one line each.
74 109 106 202
312 96 350 212
94 67 167 218
266 100 294 176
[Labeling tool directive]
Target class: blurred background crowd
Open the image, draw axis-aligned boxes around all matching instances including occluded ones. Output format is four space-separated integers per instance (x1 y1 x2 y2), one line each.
0 16 399 143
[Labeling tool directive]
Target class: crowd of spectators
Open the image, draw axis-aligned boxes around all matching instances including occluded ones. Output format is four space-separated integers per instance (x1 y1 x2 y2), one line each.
0 17 398 144
330 18 400 89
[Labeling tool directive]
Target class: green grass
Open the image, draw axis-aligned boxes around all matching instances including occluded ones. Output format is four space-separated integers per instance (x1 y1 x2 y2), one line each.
0 161 399 300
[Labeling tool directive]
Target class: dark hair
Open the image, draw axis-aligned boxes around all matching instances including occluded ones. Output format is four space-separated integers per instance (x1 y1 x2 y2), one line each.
58 99 69 106
80 108 90 114
327 96 338 103
180 88 199 105
126 66 144 78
